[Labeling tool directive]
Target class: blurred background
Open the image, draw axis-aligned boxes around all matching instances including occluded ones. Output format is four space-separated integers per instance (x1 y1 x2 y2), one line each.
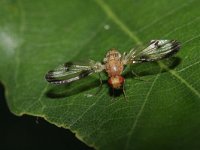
0 83 93 150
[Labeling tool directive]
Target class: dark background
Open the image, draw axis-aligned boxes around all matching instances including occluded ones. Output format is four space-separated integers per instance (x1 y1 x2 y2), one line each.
0 83 93 150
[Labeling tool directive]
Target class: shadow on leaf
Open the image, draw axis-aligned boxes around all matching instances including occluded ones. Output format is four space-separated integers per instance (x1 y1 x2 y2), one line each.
108 88 124 99
124 57 181 78
46 57 181 99
45 77 103 99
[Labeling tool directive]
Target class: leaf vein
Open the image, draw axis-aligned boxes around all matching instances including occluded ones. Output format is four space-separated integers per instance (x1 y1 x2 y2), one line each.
94 0 142 45
95 0 200 99
69 89 105 128
178 60 200 73
158 62 200 98
125 74 160 149
14 0 26 89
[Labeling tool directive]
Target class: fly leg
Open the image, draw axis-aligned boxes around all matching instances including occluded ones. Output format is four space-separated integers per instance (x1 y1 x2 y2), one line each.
131 71 149 82
86 73 103 97
112 88 115 100
95 73 103 95
122 81 128 101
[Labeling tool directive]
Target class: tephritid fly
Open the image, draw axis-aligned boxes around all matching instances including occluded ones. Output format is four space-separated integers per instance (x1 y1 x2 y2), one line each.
45 40 180 97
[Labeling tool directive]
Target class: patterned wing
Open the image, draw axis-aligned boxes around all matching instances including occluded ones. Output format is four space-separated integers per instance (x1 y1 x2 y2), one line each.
45 62 95 85
123 40 180 64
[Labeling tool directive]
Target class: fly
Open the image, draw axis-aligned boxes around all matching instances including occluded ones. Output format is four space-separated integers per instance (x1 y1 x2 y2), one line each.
45 40 180 97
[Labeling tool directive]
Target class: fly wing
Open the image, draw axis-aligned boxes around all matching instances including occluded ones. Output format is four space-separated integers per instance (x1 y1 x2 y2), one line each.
45 62 95 85
124 40 180 64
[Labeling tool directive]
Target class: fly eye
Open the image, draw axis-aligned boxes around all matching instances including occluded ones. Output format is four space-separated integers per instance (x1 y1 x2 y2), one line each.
108 78 113 86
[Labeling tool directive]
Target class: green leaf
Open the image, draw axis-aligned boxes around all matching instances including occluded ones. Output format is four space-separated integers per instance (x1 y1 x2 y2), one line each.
1 0 200 149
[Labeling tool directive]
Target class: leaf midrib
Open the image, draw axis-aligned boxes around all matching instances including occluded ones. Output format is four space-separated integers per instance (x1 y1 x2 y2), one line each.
94 0 200 98
93 0 200 148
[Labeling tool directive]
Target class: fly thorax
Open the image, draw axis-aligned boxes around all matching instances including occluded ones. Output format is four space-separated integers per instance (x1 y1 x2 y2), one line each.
104 49 124 76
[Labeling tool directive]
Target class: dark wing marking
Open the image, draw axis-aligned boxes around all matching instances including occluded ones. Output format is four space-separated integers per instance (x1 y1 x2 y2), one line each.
125 40 180 64
45 62 95 85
